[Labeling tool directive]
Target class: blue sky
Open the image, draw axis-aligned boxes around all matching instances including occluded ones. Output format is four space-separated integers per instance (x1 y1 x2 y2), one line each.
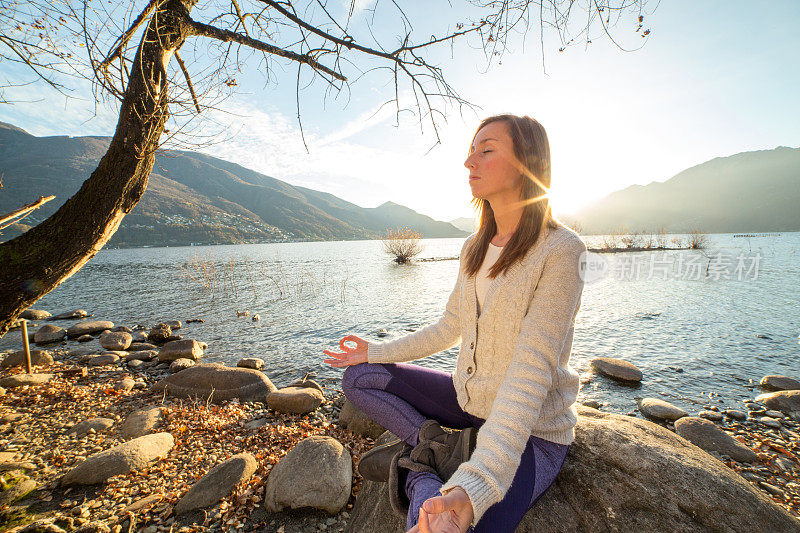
1 0 799 222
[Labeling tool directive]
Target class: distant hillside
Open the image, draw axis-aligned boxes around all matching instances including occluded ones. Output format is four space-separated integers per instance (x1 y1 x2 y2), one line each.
450 217 477 233
0 122 467 247
573 146 800 234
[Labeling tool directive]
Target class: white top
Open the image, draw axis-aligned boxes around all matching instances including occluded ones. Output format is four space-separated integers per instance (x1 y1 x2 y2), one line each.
476 243 503 315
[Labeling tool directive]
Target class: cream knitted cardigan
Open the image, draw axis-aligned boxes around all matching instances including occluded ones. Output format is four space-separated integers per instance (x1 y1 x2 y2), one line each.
366 224 586 524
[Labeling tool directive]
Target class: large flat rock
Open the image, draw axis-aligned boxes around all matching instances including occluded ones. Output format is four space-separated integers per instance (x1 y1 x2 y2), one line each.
67 321 114 338
151 363 276 402
346 406 799 532
61 432 174 485
175 453 257 514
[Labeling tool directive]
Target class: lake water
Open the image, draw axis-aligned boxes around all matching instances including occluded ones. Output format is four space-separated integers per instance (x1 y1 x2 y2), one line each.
2 232 799 416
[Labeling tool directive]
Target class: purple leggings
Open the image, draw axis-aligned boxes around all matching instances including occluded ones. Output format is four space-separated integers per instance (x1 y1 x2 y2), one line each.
341 362 569 533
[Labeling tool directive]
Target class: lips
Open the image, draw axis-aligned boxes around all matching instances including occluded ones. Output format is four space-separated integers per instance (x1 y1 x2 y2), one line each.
469 176 480 181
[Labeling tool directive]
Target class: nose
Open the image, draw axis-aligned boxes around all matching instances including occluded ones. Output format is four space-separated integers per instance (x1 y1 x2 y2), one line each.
464 152 475 170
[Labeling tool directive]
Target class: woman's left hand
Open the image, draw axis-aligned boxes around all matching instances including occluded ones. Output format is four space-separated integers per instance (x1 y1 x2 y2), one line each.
406 487 474 533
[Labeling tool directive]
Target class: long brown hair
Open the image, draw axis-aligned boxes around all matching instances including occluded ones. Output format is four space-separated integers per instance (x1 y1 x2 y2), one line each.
464 114 560 279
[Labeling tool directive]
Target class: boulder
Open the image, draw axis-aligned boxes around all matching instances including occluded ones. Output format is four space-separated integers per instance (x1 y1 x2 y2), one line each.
170 358 195 373
1 349 53 369
100 331 132 351
237 358 264 370
67 321 114 338
121 407 163 440
50 309 89 320
590 357 642 383
264 436 351 514
34 324 66 345
674 416 758 463
148 323 172 344
175 453 257 514
158 339 204 362
20 309 51 320
61 432 175 485
0 373 53 388
346 407 797 532
636 398 687 421
755 390 800 414
339 399 386 439
760 375 800 392
267 386 324 415
151 363 276 402
69 418 115 436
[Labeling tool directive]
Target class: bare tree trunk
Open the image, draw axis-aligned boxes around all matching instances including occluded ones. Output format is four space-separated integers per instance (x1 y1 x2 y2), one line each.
0 0 196 337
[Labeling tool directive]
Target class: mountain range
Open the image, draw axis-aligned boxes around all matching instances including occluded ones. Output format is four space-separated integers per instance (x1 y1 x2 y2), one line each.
2 121 798 245
568 146 800 234
0 122 467 247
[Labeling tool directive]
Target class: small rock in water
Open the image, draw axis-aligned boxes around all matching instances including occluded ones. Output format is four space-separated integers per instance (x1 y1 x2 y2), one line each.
20 309 52 320
724 409 747 421
158 339 204 362
34 324 67 345
162 320 182 330
759 417 781 428
699 411 723 422
100 331 132 351
237 358 264 370
186 318 204 323
755 390 800 413
252 314 260 322
147 323 172 344
67 320 114 338
754 334 772 340
637 398 687 421
376 329 388 338
759 375 800 391
590 357 643 383
50 309 89 320
581 400 602 409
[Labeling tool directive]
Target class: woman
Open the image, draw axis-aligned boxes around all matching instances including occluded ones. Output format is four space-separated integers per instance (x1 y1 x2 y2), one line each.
323 114 586 533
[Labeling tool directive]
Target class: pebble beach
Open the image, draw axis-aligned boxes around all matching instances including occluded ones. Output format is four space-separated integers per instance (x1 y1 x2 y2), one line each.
0 311 798 532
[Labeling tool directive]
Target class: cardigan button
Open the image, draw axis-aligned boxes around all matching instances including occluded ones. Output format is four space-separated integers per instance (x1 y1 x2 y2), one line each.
469 342 474 349
467 366 473 374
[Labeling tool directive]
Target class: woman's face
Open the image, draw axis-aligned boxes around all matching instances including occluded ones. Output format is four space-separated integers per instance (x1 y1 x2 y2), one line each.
464 120 523 203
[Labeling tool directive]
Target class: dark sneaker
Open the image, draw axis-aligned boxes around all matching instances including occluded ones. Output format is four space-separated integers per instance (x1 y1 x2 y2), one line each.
357 438 408 482
408 420 478 481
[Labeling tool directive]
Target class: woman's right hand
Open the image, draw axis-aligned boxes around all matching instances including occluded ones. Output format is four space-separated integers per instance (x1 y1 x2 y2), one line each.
323 335 369 367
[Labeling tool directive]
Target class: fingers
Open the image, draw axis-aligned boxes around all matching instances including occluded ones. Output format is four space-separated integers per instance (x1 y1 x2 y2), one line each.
419 507 432 533
322 349 345 359
406 524 420 533
422 495 448 515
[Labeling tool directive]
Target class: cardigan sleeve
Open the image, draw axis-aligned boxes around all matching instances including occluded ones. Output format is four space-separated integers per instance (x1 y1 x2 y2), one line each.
438 235 586 524
366 235 474 365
